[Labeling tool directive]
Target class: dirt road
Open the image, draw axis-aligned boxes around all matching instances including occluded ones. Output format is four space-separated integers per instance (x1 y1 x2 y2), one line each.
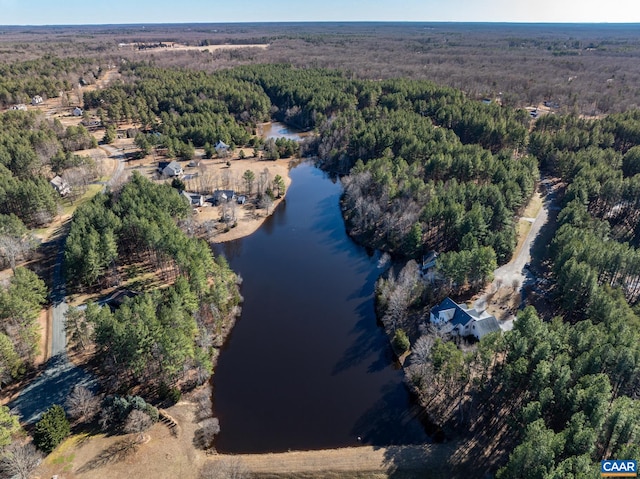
475 180 559 316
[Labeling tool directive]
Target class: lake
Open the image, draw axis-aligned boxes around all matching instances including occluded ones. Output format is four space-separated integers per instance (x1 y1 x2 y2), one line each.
212 136 428 454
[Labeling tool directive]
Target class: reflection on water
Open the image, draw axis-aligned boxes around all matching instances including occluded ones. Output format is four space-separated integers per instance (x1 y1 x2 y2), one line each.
260 121 307 141
212 162 428 453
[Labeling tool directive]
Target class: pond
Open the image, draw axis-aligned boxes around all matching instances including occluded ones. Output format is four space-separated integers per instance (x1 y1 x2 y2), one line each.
212 129 428 454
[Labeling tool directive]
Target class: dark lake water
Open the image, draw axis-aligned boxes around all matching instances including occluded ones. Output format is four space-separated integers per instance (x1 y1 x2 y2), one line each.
212 161 428 453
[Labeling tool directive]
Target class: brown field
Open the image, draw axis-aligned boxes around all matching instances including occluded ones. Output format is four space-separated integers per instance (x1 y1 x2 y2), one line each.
36 399 456 479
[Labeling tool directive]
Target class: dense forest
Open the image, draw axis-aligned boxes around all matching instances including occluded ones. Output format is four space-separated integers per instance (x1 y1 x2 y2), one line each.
64 172 241 390
0 55 101 108
0 111 95 229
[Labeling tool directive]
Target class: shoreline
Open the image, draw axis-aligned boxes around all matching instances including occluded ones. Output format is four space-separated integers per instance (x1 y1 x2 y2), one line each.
207 160 294 244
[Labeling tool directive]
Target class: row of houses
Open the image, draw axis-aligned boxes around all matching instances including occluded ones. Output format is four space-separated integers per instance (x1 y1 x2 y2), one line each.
180 190 247 208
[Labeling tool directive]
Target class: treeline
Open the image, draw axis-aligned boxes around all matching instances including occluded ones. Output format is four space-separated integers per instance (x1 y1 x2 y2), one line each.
65 172 221 294
0 268 48 388
0 55 97 107
0 110 96 228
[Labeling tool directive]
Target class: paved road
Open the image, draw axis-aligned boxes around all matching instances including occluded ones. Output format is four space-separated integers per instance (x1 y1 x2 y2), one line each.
51 236 68 356
9 219 96 424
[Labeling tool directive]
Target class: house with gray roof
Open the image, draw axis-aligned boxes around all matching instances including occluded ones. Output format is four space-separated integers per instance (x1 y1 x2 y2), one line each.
430 297 501 340
50 175 71 197
211 189 236 205
160 161 183 177
181 191 205 207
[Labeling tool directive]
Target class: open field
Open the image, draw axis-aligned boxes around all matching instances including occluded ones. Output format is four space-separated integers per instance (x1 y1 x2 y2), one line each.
131 42 270 53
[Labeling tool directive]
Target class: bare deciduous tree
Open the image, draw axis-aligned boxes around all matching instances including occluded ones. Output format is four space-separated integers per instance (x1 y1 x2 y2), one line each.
123 409 153 434
66 385 100 422
0 443 43 479
193 417 220 450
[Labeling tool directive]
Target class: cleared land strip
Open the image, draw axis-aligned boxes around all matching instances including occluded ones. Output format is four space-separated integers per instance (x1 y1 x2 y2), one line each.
214 443 454 475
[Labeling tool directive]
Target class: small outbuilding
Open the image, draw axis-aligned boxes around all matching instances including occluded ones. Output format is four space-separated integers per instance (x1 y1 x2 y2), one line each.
31 95 43 105
73 107 83 116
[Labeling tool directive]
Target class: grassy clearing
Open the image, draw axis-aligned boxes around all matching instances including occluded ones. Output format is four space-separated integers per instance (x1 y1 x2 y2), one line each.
61 183 103 216
512 219 533 260
522 192 542 218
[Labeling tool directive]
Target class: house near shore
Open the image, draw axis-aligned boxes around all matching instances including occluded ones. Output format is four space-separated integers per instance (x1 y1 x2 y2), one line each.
50 175 71 197
211 189 236 204
31 95 43 106
430 297 501 340
181 191 205 207
158 161 183 177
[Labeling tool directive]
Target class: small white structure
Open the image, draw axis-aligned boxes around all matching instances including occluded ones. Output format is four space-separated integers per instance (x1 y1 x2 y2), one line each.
162 161 183 177
430 297 501 340
215 140 229 157
237 195 247 205
50 175 71 197
31 95 43 105
73 107 83 116
10 104 28 111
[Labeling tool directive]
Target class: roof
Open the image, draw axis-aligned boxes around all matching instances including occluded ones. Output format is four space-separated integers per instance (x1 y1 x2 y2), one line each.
431 297 498 332
215 140 229 149
50 175 69 189
213 189 235 199
181 191 203 205
471 316 502 337
163 161 182 175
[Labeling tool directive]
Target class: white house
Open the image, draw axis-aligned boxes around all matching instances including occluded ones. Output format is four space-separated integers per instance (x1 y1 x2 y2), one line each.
430 297 501 340
162 161 183 177
215 140 229 157
50 175 71 197
73 107 83 116
181 191 205 207
31 95 43 105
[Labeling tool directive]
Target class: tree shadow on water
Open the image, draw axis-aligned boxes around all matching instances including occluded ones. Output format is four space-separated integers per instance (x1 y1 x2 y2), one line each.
332 301 394 375
351 381 429 447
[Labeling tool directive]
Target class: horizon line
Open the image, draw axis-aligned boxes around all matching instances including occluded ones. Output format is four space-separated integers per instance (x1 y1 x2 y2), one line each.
2 20 640 28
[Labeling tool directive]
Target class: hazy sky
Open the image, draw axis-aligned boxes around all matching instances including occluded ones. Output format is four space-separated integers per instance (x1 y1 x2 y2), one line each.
1 0 639 25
